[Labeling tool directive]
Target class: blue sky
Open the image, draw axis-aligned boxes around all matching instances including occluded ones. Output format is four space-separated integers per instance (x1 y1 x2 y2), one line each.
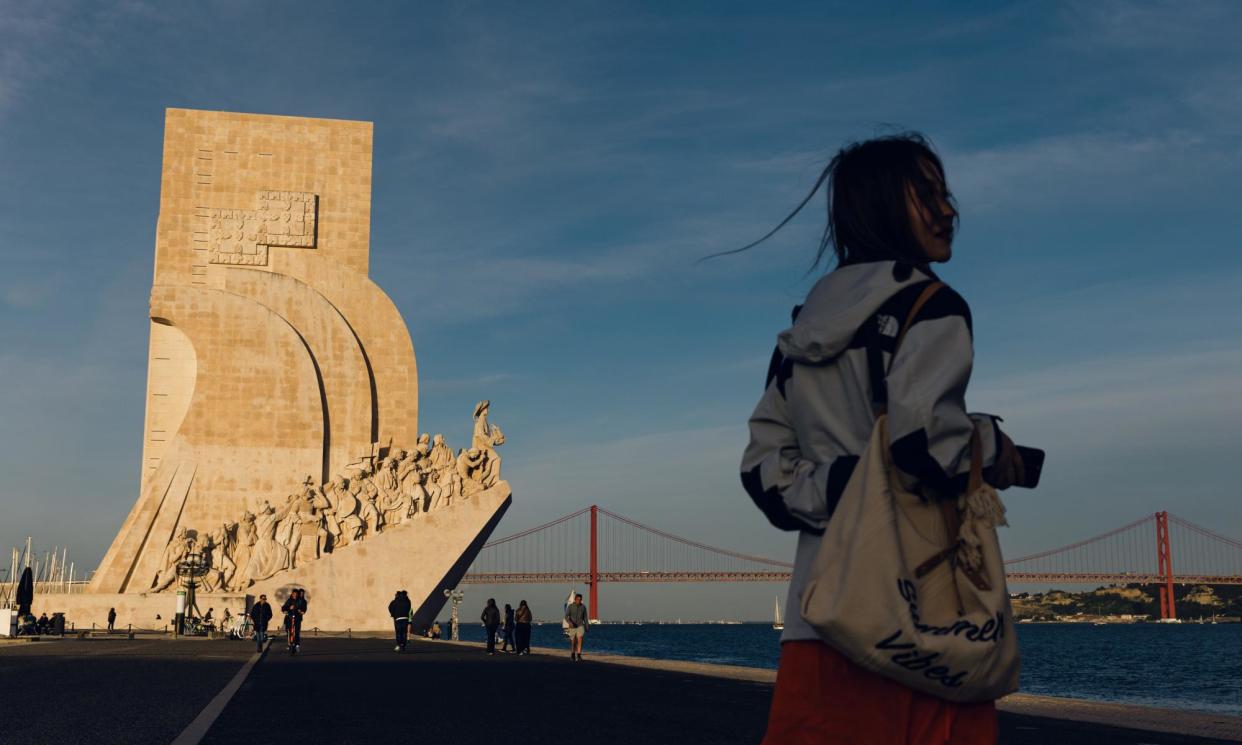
2 1 1240 620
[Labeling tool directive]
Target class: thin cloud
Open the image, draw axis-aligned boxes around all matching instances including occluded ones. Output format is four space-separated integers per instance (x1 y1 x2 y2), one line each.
421 372 515 392
1059 0 1238 50
946 131 1221 213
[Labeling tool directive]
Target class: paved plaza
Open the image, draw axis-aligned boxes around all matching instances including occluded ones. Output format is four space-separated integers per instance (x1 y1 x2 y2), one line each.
0 637 1238 744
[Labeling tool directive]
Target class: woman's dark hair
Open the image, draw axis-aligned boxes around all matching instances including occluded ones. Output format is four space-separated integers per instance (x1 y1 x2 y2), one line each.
701 132 957 269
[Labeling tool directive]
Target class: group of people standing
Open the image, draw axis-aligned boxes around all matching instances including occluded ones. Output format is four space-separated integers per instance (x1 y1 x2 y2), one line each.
480 598 534 655
248 589 307 654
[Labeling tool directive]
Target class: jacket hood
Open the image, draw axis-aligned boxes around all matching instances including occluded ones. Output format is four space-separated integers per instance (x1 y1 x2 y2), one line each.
777 261 930 364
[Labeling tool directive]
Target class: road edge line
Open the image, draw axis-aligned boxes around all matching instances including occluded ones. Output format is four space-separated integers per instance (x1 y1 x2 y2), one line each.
171 640 270 745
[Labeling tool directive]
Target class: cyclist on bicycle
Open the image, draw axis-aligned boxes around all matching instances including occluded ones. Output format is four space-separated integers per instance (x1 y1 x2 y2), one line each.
281 588 307 654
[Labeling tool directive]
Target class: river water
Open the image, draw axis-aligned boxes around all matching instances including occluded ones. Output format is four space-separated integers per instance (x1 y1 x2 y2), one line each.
456 622 1242 716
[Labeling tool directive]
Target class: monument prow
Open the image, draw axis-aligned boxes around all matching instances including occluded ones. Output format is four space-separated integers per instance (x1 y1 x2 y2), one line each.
63 108 512 631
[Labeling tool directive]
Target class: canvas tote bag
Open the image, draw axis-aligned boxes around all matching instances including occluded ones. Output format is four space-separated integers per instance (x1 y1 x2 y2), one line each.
799 283 1020 703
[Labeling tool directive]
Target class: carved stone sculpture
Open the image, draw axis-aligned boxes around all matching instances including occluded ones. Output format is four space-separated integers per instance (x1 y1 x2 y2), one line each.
429 435 454 470
231 512 257 590
152 528 194 592
206 522 237 592
326 476 361 546
376 456 407 527
134 404 508 593
245 501 291 584
457 448 489 497
403 466 427 517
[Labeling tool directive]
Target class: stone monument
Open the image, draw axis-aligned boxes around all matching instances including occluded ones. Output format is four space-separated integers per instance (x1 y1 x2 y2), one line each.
68 109 511 630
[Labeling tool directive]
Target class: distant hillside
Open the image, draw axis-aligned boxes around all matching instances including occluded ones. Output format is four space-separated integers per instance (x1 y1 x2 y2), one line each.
1011 584 1242 621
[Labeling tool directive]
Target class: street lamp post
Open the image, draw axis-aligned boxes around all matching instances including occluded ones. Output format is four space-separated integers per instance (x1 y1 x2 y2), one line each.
443 588 464 641
175 551 209 636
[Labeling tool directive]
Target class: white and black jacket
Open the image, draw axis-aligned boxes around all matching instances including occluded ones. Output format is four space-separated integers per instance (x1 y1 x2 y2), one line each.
741 261 1006 642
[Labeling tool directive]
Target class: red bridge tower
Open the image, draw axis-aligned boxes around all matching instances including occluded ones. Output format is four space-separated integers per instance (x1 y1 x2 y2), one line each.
1156 511 1176 620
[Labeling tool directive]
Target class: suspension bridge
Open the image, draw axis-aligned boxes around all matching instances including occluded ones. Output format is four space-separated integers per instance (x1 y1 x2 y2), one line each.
462 506 1242 621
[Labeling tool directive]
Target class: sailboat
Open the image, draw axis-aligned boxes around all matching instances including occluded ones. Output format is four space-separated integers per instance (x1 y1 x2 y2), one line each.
562 588 576 636
773 596 784 630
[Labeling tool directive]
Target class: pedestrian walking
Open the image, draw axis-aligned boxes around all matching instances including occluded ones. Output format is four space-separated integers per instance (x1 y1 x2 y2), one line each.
281 588 307 654
501 603 515 653
515 600 533 654
564 593 588 661
107 607 116 633
735 134 1028 743
481 598 501 655
249 594 273 652
389 590 412 652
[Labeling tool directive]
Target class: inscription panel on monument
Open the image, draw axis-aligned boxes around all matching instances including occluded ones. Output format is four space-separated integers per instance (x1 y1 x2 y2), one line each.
208 190 318 265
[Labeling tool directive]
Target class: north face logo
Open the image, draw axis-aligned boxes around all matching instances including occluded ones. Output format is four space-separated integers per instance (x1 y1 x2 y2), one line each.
876 314 899 338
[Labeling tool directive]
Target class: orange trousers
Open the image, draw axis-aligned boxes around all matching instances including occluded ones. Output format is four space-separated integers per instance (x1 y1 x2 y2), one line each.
763 641 997 745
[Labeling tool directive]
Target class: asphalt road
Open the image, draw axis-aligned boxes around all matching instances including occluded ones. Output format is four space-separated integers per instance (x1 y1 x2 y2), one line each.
1 637 1237 745
0 638 252 744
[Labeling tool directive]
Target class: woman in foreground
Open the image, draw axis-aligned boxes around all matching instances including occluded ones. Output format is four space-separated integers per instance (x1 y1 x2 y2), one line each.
737 134 1024 744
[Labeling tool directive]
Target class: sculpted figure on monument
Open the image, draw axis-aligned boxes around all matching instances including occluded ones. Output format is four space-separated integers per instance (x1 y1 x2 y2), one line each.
456 448 489 497
276 491 306 568
395 449 419 514
310 483 342 552
427 462 463 511
231 511 257 589
471 400 501 450
245 500 293 584
296 506 323 565
326 476 362 546
403 464 428 517
351 466 382 536
205 522 238 591
376 455 407 527
152 527 194 592
429 434 454 470
467 400 505 489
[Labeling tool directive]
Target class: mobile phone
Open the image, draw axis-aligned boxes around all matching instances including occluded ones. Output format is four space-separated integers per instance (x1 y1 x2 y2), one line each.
1014 446 1045 489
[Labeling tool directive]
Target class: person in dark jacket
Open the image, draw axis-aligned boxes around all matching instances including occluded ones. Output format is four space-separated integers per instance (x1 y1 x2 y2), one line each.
501 603 516 653
107 607 117 633
389 590 412 652
480 599 501 655
249 594 273 652
514 600 533 655
281 589 307 654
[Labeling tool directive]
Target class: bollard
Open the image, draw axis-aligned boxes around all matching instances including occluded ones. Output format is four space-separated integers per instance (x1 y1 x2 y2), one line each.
348 627 352 639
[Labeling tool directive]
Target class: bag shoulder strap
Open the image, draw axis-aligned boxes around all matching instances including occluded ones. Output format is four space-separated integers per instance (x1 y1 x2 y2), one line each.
871 281 945 417
889 281 944 374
